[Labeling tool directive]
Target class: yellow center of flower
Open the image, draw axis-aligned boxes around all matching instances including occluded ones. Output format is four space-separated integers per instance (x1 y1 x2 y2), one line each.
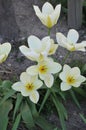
47 16 52 28
70 46 76 51
39 65 47 74
26 83 34 91
67 76 75 85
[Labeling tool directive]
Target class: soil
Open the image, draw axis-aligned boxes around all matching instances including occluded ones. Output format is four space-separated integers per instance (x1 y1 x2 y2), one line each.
0 0 86 130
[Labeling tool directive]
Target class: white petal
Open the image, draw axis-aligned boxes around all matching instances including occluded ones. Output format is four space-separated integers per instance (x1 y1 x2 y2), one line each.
44 74 54 88
59 65 71 81
21 88 30 96
67 29 79 43
41 36 51 54
33 5 42 14
75 41 86 51
12 82 23 92
70 67 80 78
0 54 7 63
26 65 38 76
33 79 43 90
72 75 86 87
48 62 62 74
29 91 39 104
50 4 61 25
20 72 32 84
0 42 11 55
61 82 71 91
28 35 42 53
42 2 54 14
56 33 68 48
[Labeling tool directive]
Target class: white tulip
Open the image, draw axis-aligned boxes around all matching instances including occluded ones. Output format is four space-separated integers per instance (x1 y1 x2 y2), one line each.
33 2 61 28
56 29 86 51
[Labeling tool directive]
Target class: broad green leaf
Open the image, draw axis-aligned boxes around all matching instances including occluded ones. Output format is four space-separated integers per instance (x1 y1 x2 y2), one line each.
81 64 86 74
35 116 55 130
0 100 13 130
13 93 23 120
79 113 86 124
21 101 35 129
51 95 66 130
12 113 21 130
1 80 12 89
39 89 50 113
73 87 86 98
0 89 15 106
70 89 81 109
27 98 38 118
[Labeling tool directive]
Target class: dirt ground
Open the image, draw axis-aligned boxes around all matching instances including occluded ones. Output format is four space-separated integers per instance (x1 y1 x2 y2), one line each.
0 0 86 130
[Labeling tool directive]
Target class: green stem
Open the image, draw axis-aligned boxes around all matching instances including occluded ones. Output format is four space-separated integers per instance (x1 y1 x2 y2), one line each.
48 28 51 36
62 51 70 65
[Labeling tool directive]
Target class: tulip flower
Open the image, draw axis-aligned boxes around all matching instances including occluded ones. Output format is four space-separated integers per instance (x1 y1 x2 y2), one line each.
33 2 61 28
56 29 86 51
0 42 11 63
12 72 43 103
26 59 62 88
59 64 86 91
19 35 58 62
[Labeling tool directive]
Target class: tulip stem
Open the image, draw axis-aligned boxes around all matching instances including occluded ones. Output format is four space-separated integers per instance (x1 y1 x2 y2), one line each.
48 28 51 36
62 51 70 65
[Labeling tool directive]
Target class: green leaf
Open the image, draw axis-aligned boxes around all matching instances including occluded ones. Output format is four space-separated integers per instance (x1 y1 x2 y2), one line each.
39 89 50 113
21 101 35 129
12 113 21 130
79 113 86 124
0 89 15 106
27 98 38 118
70 89 81 109
35 116 55 130
81 64 86 74
13 93 23 120
73 87 86 98
0 100 13 130
51 95 66 130
1 80 12 89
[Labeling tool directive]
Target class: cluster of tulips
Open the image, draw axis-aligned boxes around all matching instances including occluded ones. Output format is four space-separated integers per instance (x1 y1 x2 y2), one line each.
0 2 86 104
10 2 86 104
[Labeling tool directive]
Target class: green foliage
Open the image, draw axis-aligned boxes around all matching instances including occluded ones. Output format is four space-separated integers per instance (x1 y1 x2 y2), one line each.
0 100 13 130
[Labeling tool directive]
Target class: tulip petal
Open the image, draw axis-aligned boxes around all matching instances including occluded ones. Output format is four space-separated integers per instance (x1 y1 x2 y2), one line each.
12 82 23 92
44 74 54 88
48 62 62 74
67 29 79 43
61 82 71 91
20 72 33 84
56 33 68 48
75 41 86 51
29 91 39 103
26 65 38 76
0 42 11 55
42 2 54 14
33 79 43 90
72 75 86 87
59 65 71 81
28 35 42 52
50 4 61 25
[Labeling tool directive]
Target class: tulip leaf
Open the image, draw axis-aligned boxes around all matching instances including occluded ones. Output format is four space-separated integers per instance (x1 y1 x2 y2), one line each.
21 101 35 129
0 89 15 106
39 89 50 113
35 115 55 130
12 113 21 130
73 87 86 98
70 89 81 109
51 94 66 130
1 80 12 89
0 99 13 130
27 98 38 118
79 113 86 124
13 93 23 120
